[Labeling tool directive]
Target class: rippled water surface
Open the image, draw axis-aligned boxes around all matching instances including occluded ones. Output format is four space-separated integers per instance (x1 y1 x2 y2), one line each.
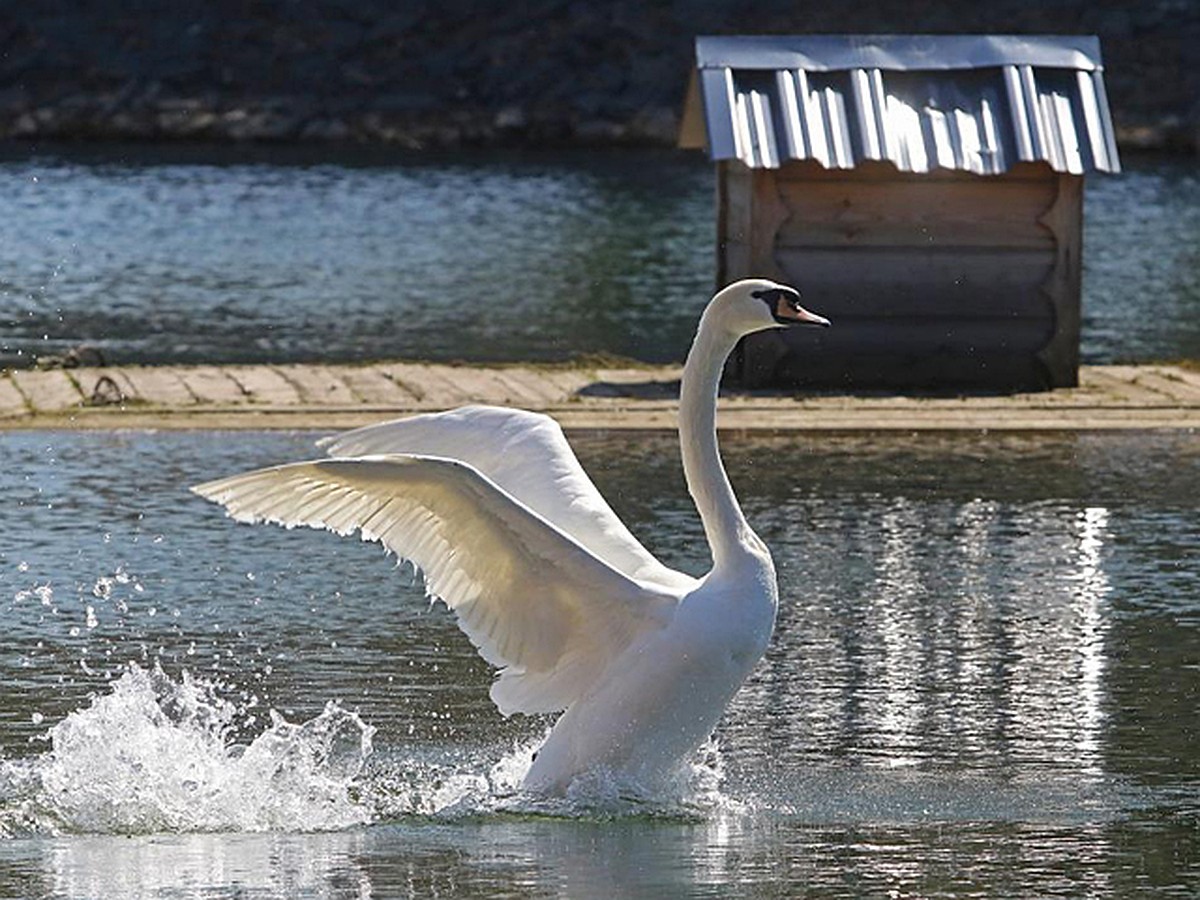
1 145 1197 367
1 429 1196 897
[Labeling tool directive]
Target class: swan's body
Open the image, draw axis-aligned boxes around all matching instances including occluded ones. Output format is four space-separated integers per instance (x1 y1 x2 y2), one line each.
193 280 828 793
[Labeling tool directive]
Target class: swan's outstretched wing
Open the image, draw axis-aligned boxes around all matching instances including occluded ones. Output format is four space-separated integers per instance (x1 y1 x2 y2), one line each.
319 407 696 593
193 454 678 715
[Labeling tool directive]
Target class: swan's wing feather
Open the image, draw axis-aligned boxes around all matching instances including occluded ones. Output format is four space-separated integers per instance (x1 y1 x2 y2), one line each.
193 454 677 714
318 407 696 593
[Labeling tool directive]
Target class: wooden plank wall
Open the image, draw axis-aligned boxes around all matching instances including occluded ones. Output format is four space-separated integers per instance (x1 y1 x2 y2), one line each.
721 160 1082 390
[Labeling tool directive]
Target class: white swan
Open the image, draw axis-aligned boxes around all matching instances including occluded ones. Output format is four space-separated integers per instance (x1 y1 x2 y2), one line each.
192 279 829 793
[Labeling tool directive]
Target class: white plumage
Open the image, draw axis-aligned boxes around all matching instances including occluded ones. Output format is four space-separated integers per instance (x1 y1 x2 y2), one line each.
193 279 829 793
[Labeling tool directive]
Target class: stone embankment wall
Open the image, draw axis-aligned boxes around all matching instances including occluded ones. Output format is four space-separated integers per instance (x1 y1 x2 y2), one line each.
2 0 1197 152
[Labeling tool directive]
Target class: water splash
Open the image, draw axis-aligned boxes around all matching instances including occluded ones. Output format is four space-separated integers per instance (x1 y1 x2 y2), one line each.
0 665 734 837
0 664 374 836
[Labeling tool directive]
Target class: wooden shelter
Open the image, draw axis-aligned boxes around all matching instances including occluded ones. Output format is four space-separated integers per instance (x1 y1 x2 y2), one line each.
680 35 1120 390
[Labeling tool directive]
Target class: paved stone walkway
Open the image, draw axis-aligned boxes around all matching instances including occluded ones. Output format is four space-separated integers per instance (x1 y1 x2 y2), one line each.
1 361 1198 432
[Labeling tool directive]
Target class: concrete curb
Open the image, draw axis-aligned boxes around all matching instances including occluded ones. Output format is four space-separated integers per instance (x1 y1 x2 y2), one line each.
2 362 1198 433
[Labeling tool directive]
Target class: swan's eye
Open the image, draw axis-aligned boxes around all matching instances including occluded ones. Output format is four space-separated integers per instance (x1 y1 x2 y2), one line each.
751 287 801 321
751 288 784 306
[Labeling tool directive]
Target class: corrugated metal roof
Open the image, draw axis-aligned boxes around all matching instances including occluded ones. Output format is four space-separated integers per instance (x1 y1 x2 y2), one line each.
687 35 1120 175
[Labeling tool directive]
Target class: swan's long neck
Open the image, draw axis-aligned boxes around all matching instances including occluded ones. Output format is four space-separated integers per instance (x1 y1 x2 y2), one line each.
679 316 758 571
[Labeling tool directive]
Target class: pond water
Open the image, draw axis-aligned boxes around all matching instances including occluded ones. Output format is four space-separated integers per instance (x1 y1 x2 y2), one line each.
1 429 1196 897
0 145 1197 369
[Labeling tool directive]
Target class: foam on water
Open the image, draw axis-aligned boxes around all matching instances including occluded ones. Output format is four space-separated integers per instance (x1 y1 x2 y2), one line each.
362 736 730 823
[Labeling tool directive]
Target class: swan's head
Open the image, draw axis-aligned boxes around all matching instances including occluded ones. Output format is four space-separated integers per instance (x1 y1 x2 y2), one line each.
705 279 830 338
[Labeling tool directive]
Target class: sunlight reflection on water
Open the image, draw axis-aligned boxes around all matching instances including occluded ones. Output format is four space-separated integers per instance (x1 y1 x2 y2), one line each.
0 428 1196 897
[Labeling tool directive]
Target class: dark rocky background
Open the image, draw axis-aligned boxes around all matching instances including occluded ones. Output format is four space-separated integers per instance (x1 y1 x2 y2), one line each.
2 0 1197 151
